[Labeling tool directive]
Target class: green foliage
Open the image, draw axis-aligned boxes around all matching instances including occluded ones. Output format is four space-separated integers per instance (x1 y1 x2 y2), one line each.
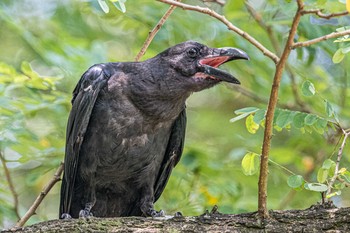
0 0 350 229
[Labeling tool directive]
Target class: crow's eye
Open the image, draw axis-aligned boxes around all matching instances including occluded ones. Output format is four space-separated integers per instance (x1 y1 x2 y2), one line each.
187 48 199 58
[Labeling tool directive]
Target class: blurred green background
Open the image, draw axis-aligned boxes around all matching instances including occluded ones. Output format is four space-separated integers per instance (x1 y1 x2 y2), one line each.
1 0 350 229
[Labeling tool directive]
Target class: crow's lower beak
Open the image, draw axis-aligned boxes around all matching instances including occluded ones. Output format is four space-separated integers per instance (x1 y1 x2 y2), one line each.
197 47 249 84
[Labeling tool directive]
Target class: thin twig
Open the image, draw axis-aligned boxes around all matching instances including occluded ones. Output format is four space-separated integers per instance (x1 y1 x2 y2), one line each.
292 29 350 49
16 162 64 227
135 1 180 61
326 130 350 196
158 0 280 64
0 151 20 220
301 9 349 19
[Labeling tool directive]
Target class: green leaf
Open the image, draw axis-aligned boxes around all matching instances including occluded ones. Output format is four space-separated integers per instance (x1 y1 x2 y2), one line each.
253 109 266 125
325 100 335 117
304 183 328 192
301 80 316 96
234 107 259 114
241 152 260 176
322 159 335 170
275 110 295 128
230 112 253 123
332 49 345 63
313 118 328 134
246 114 259 134
112 0 127 13
317 168 328 183
304 114 318 125
341 171 350 183
342 46 350 54
292 112 307 128
98 0 110 13
287 175 304 188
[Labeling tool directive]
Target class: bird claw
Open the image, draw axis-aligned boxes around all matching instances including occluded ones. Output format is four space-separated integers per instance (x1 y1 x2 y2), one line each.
148 209 165 217
174 211 183 217
61 213 72 219
79 209 93 218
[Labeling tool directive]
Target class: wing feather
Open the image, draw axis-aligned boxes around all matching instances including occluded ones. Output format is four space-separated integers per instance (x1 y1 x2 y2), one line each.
59 65 109 217
154 108 187 201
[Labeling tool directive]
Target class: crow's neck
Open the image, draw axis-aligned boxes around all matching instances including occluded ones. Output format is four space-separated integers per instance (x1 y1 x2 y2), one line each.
128 68 190 123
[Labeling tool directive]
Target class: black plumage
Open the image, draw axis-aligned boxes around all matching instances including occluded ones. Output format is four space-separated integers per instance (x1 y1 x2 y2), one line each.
59 41 248 218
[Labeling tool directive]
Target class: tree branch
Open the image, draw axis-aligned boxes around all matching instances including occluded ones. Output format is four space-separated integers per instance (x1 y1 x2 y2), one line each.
0 150 20 220
258 0 304 218
16 162 64 227
301 9 349 19
326 130 350 197
158 0 280 64
135 1 180 61
292 29 350 49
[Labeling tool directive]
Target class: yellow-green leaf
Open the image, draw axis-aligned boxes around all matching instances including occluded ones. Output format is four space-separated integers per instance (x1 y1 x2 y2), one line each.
241 152 260 176
246 114 259 134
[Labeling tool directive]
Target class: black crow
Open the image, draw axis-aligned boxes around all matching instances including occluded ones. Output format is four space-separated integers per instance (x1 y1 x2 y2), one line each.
59 41 249 218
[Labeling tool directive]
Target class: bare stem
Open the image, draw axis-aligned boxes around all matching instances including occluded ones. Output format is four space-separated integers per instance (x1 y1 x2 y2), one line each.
292 29 350 49
301 9 349 19
158 0 280 64
16 162 64 227
0 151 20 220
135 1 180 61
326 130 350 196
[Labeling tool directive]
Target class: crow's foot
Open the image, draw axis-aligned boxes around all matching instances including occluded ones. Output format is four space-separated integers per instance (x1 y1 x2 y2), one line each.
61 213 72 219
79 209 93 218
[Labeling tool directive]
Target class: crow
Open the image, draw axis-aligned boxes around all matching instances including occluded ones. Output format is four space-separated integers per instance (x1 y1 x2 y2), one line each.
59 41 249 219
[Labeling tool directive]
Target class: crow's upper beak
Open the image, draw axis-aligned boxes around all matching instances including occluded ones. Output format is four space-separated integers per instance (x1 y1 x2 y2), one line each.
197 47 249 84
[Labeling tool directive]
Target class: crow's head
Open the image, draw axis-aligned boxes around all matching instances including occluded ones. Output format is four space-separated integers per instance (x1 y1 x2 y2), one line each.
158 41 249 91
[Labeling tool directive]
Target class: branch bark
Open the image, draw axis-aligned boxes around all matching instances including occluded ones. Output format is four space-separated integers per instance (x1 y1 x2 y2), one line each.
4 205 350 233
258 0 304 218
292 29 350 49
301 9 349 19
16 162 64 227
0 151 20 220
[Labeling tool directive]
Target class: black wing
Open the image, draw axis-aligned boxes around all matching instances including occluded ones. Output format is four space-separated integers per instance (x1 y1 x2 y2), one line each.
59 64 110 218
154 108 187 202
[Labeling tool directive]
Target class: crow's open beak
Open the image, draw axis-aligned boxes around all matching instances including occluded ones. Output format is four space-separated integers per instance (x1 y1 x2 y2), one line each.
197 47 249 84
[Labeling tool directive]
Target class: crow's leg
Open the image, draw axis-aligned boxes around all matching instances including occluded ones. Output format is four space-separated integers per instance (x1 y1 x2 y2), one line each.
140 194 165 217
79 177 96 218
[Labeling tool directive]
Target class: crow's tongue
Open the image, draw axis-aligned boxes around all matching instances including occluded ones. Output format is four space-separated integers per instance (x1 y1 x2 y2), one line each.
199 56 231 67
197 56 241 84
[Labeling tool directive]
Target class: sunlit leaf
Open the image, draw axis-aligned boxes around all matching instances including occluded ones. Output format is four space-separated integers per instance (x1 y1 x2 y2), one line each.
332 49 345 63
301 80 316 96
234 107 259 114
245 114 259 134
241 152 260 176
287 175 304 188
98 0 110 13
317 168 328 183
304 183 328 192
322 159 335 170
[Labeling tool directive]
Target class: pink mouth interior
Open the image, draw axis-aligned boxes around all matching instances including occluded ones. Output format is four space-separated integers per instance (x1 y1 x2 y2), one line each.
199 56 231 68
